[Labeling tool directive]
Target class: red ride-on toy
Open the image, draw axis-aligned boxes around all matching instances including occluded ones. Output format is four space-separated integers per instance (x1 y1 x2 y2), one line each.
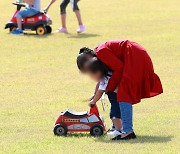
5 2 52 35
53 105 106 136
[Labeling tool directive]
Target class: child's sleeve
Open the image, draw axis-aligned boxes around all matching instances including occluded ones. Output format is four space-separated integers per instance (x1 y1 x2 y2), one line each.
96 47 123 92
98 77 109 91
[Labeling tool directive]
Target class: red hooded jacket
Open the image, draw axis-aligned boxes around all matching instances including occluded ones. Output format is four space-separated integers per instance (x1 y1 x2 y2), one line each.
95 40 163 104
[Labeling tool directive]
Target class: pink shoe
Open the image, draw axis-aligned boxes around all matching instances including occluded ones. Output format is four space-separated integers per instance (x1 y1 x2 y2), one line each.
77 25 86 33
55 27 68 33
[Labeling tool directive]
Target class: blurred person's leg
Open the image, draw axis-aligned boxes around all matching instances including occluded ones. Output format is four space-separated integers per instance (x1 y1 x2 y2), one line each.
56 0 70 33
12 8 39 34
73 0 86 33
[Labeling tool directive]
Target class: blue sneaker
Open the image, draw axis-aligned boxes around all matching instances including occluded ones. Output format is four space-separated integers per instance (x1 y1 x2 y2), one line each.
11 28 24 35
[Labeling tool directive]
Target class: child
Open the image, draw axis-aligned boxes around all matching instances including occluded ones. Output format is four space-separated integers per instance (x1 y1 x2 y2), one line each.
44 0 86 33
12 0 41 35
77 40 163 140
84 57 122 137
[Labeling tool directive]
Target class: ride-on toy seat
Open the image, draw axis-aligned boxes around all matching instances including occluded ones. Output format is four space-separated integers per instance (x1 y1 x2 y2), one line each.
53 105 106 136
5 2 52 35
63 109 88 119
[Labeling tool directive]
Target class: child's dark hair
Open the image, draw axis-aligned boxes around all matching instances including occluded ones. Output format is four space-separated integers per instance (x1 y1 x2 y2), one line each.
79 47 96 56
77 53 88 70
86 57 109 78
77 47 96 70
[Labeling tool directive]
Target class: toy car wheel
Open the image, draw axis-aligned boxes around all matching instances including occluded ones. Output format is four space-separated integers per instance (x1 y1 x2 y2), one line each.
36 26 46 35
90 124 103 136
46 26 52 34
53 124 67 136
10 26 17 32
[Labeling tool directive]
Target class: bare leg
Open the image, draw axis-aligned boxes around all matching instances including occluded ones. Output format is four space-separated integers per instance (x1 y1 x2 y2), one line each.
112 118 122 131
61 14 66 28
17 18 22 29
75 10 83 25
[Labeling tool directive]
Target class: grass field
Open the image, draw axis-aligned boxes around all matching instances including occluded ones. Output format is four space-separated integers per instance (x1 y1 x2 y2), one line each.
0 0 180 153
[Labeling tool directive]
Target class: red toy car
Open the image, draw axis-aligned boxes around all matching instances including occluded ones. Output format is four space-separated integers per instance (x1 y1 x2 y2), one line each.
5 2 52 35
53 105 106 136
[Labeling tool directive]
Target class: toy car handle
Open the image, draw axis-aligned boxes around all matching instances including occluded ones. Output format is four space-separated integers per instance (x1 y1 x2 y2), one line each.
13 2 26 7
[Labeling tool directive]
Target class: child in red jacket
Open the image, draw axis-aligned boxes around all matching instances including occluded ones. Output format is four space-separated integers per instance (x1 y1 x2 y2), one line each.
77 41 163 140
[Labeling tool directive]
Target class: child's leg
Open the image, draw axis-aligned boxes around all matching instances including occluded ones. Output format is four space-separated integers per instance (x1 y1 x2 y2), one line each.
72 0 85 33
60 0 70 28
71 0 83 25
119 102 133 133
75 10 83 26
112 118 122 131
61 14 66 28
16 18 23 30
107 92 122 130
118 102 137 139
15 8 39 30
112 102 136 140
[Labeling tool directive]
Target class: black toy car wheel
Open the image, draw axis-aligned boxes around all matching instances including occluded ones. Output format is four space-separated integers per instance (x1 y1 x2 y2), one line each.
46 26 52 34
53 124 67 136
36 26 46 35
90 124 104 136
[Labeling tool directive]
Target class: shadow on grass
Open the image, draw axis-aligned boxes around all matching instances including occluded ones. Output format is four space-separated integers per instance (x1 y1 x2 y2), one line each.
67 33 100 39
22 32 99 39
23 32 54 38
66 133 91 138
94 135 173 143
55 133 173 143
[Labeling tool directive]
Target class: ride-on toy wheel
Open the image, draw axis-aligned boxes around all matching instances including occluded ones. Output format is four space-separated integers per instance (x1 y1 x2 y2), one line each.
46 26 52 34
36 26 46 35
90 124 104 136
54 124 67 136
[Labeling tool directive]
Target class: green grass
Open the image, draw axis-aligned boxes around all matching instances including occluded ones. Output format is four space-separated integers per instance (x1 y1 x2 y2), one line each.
0 0 180 153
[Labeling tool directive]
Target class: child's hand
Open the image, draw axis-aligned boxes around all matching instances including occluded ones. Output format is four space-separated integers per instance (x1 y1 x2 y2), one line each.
88 100 96 107
44 7 49 13
89 95 95 101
